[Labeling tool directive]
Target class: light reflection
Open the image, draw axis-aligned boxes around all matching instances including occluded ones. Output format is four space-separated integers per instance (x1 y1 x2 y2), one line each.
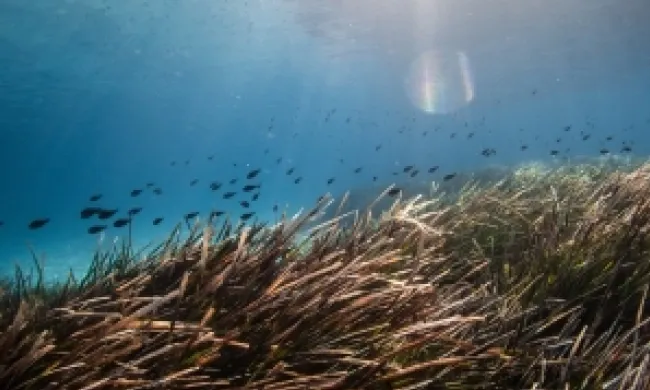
405 50 475 114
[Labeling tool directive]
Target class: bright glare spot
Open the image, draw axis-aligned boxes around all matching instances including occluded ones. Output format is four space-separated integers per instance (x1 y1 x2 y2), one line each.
405 50 475 115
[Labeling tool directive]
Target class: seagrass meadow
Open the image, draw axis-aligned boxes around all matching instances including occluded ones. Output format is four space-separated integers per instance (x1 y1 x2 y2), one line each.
1 159 650 390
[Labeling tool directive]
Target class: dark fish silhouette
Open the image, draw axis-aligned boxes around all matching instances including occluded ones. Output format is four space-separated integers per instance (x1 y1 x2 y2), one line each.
128 207 142 216
294 177 302 184
247 169 261 179
210 210 224 218
146 182 155 188
131 189 143 197
387 188 402 197
481 148 496 157
410 170 419 177
428 166 439 173
210 182 222 191
28 218 50 230
89 194 102 201
286 168 294 175
87 225 107 234
81 207 102 219
229 178 237 185
185 212 199 220
97 209 118 220
190 179 199 186
242 184 260 192
153 188 163 195
443 173 457 181
240 201 250 208
273 204 278 212
354 167 362 173
113 218 130 228
241 212 255 221
327 178 335 185
153 217 164 225
223 192 236 199
251 193 259 201
403 165 414 173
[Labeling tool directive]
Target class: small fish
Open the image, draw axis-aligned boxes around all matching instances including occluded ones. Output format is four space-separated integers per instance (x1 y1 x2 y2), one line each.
229 178 237 185
550 150 559 156
223 191 236 199
443 173 456 181
153 217 164 225
210 182 222 191
190 179 199 186
387 188 402 197
89 194 102 201
80 207 102 219
241 212 255 221
520 145 528 151
428 166 439 173
128 207 142 216
354 167 362 173
410 170 419 177
146 182 155 188
327 178 335 185
286 168 294 175
294 177 302 184
210 210 224 219
599 148 609 155
240 201 250 208
246 169 261 179
185 212 200 220
28 218 50 230
113 218 130 228
276 157 282 164
87 225 107 234
252 193 259 201
242 184 260 192
153 188 163 195
621 145 632 153
403 165 414 173
97 209 118 220
375 144 382 151
131 189 142 197
273 204 278 212
481 148 496 157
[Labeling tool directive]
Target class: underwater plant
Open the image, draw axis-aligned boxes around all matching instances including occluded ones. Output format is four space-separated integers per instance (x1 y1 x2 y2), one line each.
1 159 650 389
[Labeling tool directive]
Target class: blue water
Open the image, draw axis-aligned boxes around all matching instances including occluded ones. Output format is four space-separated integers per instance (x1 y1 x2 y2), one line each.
1 0 649 280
